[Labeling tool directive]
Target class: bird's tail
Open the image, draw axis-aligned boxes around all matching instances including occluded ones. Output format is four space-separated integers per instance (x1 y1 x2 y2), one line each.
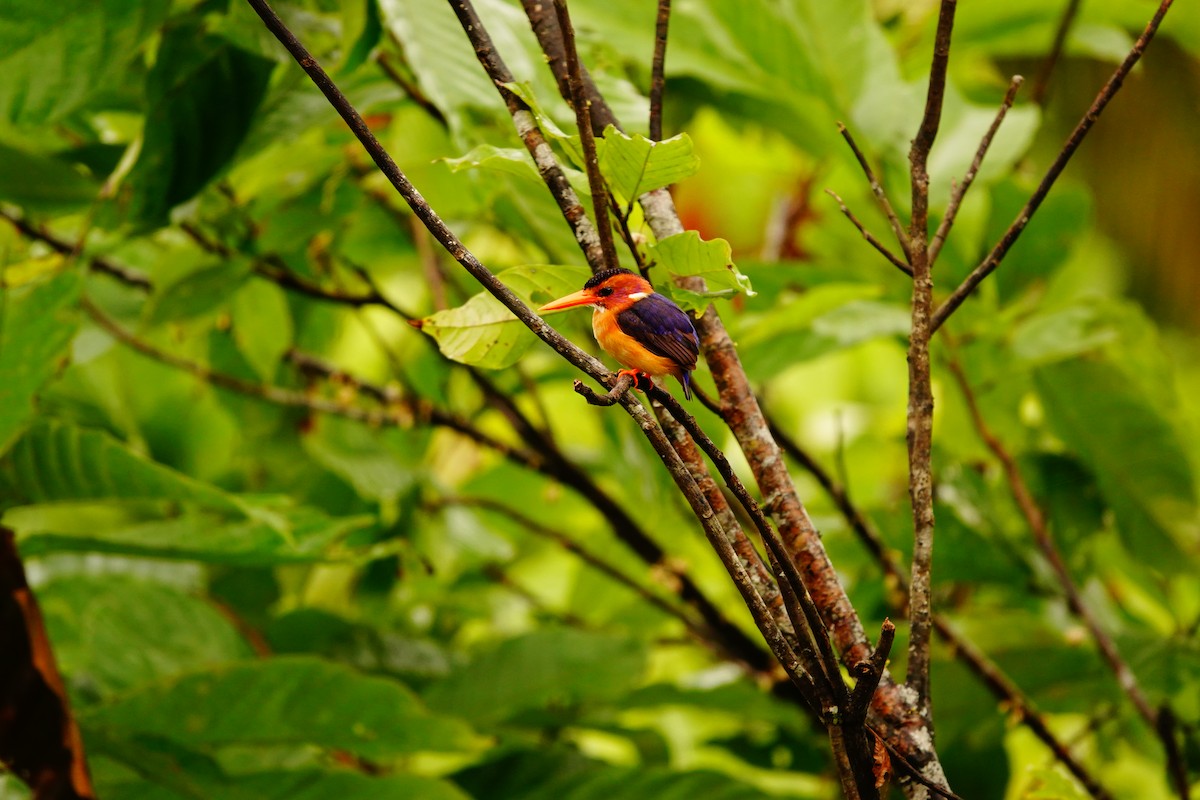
681 371 693 401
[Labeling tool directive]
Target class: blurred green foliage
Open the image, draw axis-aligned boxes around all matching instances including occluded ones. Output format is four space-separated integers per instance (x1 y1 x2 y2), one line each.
0 0 1198 798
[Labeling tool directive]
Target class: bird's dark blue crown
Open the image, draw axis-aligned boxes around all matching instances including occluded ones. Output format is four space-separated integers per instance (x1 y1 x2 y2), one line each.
584 268 635 289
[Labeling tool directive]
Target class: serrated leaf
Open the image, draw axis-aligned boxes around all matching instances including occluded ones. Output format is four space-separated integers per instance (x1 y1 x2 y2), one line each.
83 656 475 759
597 126 700 201
0 0 171 124
0 419 247 519
423 629 645 725
420 265 589 369
230 279 292 381
649 232 753 313
0 271 80 456
13 505 372 566
1036 359 1199 569
39 576 252 695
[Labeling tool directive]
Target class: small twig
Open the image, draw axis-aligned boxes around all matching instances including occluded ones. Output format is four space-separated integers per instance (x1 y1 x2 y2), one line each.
375 51 448 126
573 373 636 405
932 0 1175 332
847 619 896 724
928 75 1024 266
824 189 913 276
649 0 671 141
1032 0 1083 105
837 123 911 261
552 0 620 272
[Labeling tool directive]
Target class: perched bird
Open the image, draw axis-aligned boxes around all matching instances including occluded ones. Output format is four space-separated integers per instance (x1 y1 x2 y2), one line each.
539 268 699 399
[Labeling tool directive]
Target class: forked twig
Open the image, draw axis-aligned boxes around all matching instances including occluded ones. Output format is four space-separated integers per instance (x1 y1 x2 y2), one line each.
932 0 1175 331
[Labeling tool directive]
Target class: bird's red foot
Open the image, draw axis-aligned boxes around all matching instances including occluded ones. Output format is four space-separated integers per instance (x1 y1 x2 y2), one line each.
616 369 654 392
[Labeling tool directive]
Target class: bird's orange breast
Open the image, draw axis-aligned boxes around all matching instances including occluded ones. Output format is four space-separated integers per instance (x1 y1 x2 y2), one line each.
592 308 680 378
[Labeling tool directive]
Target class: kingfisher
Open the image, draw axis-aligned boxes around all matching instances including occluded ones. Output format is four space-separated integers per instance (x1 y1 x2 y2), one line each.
539 268 699 399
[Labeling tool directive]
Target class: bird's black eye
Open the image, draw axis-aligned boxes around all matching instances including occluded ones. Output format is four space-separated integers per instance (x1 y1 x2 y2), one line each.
597 286 615 297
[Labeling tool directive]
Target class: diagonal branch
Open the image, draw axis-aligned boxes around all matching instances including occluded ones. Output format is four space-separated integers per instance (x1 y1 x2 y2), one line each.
1032 0 1083 105
445 0 606 273
838 123 912 261
551 0 620 272
825 189 913 276
931 0 1175 332
927 75 1024 266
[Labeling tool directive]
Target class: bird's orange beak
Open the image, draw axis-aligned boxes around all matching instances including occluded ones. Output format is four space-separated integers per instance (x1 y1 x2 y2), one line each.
539 289 596 313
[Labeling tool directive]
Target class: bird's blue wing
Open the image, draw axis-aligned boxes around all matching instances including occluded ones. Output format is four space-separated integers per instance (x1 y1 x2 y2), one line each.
615 293 699 372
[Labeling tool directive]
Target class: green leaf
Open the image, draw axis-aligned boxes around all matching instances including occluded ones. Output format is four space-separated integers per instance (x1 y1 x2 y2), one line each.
420 265 589 369
230 279 292 381
1010 301 1120 366
12 505 373 566
648 231 754 313
301 418 417 508
83 656 475 759
39 576 252 696
148 258 253 326
1036 359 1199 569
0 270 81 456
597 126 700 201
0 143 101 211
126 30 274 228
0 0 170 124
423 629 646 725
0 419 247 517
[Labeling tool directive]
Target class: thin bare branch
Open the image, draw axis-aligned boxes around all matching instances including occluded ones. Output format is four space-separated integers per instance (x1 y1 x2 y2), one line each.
649 0 671 141
825 189 913 276
837 123 911 260
932 0 1175 332
1032 0 1083 105
928 75 1024 266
